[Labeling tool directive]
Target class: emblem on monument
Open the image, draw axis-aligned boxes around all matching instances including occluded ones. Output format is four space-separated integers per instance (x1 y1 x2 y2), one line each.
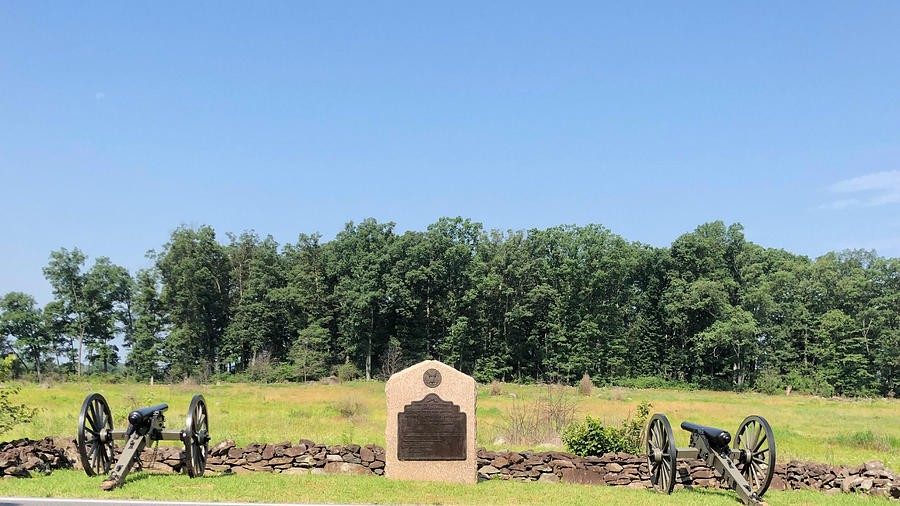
423 368 442 388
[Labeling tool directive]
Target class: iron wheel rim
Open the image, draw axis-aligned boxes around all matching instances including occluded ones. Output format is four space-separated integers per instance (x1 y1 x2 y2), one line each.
734 414 776 497
77 393 114 477
646 413 676 494
184 394 209 478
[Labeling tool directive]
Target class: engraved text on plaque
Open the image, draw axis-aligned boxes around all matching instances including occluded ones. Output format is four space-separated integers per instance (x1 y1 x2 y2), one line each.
397 393 466 460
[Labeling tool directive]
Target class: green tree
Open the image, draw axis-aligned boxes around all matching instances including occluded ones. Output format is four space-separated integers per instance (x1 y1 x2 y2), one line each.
157 225 231 378
125 268 167 380
328 219 395 380
290 321 329 381
42 247 89 375
0 292 49 380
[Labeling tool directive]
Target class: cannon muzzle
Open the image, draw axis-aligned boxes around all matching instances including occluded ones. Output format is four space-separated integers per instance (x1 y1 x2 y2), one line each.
680 421 731 450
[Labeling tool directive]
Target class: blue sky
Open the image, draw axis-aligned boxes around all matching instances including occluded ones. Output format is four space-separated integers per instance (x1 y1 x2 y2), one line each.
1 1 899 306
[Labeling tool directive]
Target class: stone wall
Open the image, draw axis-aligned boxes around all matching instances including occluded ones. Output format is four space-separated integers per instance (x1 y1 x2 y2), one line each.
2 436 898 500
0 437 70 478
474 448 900 499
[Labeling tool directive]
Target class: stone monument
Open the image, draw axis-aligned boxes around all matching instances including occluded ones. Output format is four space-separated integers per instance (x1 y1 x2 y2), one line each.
385 360 477 484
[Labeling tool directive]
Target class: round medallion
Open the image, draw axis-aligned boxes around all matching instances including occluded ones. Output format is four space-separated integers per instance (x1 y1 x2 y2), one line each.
423 368 442 388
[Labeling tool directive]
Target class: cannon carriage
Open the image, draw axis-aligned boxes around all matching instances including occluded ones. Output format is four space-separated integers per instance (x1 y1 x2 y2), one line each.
76 392 210 490
645 413 775 505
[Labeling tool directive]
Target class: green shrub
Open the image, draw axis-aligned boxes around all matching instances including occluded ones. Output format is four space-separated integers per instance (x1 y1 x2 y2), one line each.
753 369 784 395
272 363 299 383
783 370 834 397
333 397 366 418
0 355 37 435
562 401 651 456
333 362 361 382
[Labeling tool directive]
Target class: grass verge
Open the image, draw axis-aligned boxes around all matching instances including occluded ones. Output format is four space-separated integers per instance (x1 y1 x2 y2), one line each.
0 469 890 505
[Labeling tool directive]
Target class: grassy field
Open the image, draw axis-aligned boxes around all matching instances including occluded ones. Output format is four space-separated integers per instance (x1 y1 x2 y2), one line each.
0 469 887 505
4 380 898 468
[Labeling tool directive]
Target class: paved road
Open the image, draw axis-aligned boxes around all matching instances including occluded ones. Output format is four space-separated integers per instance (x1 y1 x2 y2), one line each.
0 499 374 506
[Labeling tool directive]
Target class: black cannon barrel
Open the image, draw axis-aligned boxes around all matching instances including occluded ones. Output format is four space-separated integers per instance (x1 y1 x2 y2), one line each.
127 403 169 426
680 421 731 450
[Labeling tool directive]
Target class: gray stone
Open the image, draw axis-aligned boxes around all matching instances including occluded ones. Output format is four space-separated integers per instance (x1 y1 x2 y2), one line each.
210 440 235 456
864 461 885 473
561 468 604 485
283 445 306 457
550 459 575 469
479 465 500 475
537 472 559 483
323 462 370 475
294 455 315 467
342 453 362 464
491 457 509 468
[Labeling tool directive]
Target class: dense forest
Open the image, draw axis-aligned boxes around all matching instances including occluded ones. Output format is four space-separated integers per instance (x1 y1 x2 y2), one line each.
1 218 898 397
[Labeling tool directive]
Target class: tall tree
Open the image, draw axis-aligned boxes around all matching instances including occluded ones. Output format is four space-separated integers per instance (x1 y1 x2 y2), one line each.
0 292 48 380
125 268 167 380
328 219 395 380
157 225 231 378
42 248 89 375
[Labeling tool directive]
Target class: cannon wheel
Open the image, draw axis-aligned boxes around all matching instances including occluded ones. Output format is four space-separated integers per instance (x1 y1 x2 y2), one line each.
77 393 114 476
646 413 677 494
183 394 209 478
734 415 776 496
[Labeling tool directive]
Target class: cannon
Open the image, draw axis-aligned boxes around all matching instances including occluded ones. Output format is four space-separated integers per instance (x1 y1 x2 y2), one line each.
644 413 775 505
76 393 210 490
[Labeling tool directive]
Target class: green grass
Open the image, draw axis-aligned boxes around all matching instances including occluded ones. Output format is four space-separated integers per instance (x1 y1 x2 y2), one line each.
0 469 888 505
4 380 899 469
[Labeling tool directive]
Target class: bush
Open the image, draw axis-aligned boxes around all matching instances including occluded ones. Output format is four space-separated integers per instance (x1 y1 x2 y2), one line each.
0 355 37 435
248 352 275 383
272 362 299 383
783 370 834 397
489 381 503 396
578 373 593 396
562 401 651 456
753 369 784 395
333 362 361 382
333 397 366 418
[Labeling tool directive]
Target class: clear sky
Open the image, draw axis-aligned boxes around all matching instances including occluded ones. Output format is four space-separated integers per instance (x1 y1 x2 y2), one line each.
2 1 899 306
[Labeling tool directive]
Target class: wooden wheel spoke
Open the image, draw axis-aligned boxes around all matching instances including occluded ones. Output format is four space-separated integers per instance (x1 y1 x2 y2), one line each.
85 406 96 430
753 432 767 452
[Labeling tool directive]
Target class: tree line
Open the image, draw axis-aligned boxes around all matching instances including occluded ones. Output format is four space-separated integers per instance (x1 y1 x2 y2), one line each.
0 218 897 397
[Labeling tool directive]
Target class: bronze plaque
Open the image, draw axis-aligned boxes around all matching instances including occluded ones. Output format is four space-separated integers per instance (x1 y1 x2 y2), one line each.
397 393 466 461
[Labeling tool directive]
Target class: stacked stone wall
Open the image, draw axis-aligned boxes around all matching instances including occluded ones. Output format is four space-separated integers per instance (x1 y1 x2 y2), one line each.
2 436 898 500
